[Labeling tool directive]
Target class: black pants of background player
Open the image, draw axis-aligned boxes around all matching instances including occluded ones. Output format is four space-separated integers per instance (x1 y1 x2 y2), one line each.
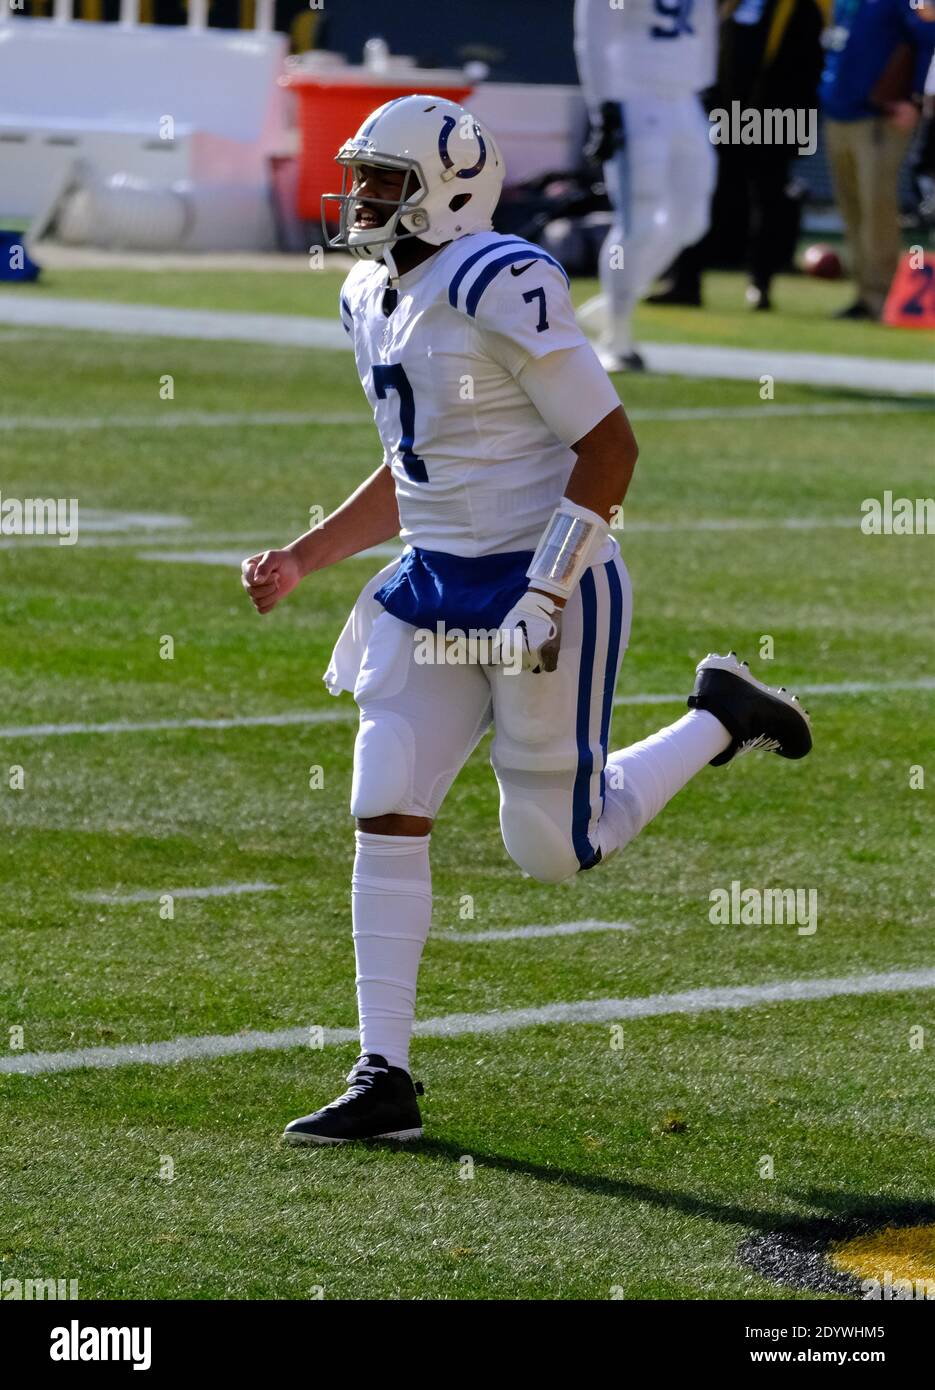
654 138 800 304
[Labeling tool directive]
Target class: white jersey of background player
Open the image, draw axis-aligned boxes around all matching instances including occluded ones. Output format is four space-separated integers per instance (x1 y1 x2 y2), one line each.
575 0 718 370
241 95 811 1146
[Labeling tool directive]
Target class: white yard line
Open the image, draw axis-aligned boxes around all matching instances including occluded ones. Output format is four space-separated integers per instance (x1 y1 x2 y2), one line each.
138 550 264 566
3 966 933 1076
0 710 354 739
70 890 630 941
0 294 931 394
136 519 860 568
628 401 935 421
639 342 935 396
79 509 191 532
75 882 279 905
611 677 935 707
26 245 342 273
1 532 288 551
1 676 931 741
2 401 933 432
0 515 891 555
614 517 857 533
138 526 856 568
0 296 349 350
0 519 861 556
0 411 367 433
437 920 634 943
134 545 396 565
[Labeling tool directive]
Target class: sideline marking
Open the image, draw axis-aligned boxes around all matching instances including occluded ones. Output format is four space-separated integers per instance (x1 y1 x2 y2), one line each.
1 677 932 740
76 882 280 905
437 920 634 943
1 295 932 393
3 401 933 432
4 967 934 1076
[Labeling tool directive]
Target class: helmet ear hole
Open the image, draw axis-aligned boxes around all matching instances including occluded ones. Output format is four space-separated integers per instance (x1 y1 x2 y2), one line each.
449 193 472 212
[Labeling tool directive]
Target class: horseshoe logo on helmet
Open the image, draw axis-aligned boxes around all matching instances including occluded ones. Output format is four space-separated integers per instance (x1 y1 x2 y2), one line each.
437 115 488 180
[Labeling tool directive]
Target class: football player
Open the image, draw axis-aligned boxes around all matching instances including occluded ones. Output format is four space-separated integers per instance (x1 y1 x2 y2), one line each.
574 0 718 369
241 95 811 1145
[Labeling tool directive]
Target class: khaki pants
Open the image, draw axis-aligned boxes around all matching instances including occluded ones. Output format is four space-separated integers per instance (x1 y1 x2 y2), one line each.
824 117 912 317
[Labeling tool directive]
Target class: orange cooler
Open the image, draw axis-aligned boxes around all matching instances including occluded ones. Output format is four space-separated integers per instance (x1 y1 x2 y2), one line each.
281 64 473 223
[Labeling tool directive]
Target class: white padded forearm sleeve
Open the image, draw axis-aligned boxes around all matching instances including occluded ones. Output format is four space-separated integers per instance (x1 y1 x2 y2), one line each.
518 343 621 448
526 497 610 600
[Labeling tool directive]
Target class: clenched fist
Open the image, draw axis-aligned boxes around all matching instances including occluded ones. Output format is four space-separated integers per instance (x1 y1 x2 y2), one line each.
495 588 563 674
241 547 303 615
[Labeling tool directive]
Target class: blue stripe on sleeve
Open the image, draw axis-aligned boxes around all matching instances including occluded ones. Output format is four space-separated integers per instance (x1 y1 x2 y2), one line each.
463 249 570 319
447 237 529 308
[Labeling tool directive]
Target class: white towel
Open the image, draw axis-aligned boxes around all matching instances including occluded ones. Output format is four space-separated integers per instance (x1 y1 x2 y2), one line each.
323 555 404 697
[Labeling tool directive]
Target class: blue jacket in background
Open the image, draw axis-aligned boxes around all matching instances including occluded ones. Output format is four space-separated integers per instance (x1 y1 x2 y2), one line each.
820 0 935 120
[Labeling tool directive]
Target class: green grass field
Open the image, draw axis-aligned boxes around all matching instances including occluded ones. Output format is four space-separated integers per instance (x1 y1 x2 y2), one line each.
0 265 933 1300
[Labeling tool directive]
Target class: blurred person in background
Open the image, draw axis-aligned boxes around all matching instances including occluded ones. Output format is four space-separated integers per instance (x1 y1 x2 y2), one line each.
574 0 718 370
652 0 829 311
821 0 935 318
911 51 935 219
717 0 829 309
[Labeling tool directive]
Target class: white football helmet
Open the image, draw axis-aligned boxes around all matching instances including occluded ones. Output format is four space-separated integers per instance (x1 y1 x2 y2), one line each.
321 93 505 264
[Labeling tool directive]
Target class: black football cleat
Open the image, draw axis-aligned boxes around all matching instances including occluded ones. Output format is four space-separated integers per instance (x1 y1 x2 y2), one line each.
283 1053 424 1146
687 652 812 767
833 299 874 321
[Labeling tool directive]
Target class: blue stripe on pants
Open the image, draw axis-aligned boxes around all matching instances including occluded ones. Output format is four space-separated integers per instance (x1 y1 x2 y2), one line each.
572 569 599 868
598 559 624 808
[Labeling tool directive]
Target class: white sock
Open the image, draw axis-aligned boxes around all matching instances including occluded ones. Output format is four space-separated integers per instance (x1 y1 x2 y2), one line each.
597 709 730 858
351 830 432 1074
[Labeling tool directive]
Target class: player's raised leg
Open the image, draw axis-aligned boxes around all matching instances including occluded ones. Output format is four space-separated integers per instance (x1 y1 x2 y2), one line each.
489 549 631 883
595 654 812 867
491 551 812 883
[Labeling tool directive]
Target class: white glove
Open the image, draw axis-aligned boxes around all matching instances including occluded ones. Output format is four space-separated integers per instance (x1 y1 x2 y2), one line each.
495 589 562 674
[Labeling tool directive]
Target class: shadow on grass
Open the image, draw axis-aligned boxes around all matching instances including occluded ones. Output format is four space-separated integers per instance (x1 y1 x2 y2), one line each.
407 1137 935 1241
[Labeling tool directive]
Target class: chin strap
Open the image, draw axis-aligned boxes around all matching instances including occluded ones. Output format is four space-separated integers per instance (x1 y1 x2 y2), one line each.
382 245 400 284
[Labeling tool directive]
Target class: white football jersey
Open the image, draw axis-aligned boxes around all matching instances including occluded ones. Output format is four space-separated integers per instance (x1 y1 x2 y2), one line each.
574 0 717 105
341 232 596 558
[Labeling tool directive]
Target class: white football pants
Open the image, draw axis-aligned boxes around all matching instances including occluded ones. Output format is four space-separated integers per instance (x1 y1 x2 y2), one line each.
346 552 730 1070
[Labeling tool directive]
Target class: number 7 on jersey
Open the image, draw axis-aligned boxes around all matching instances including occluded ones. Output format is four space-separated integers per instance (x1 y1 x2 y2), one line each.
371 363 429 483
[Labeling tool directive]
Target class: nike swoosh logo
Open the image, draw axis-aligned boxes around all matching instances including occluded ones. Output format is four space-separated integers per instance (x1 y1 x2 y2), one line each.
509 261 536 276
